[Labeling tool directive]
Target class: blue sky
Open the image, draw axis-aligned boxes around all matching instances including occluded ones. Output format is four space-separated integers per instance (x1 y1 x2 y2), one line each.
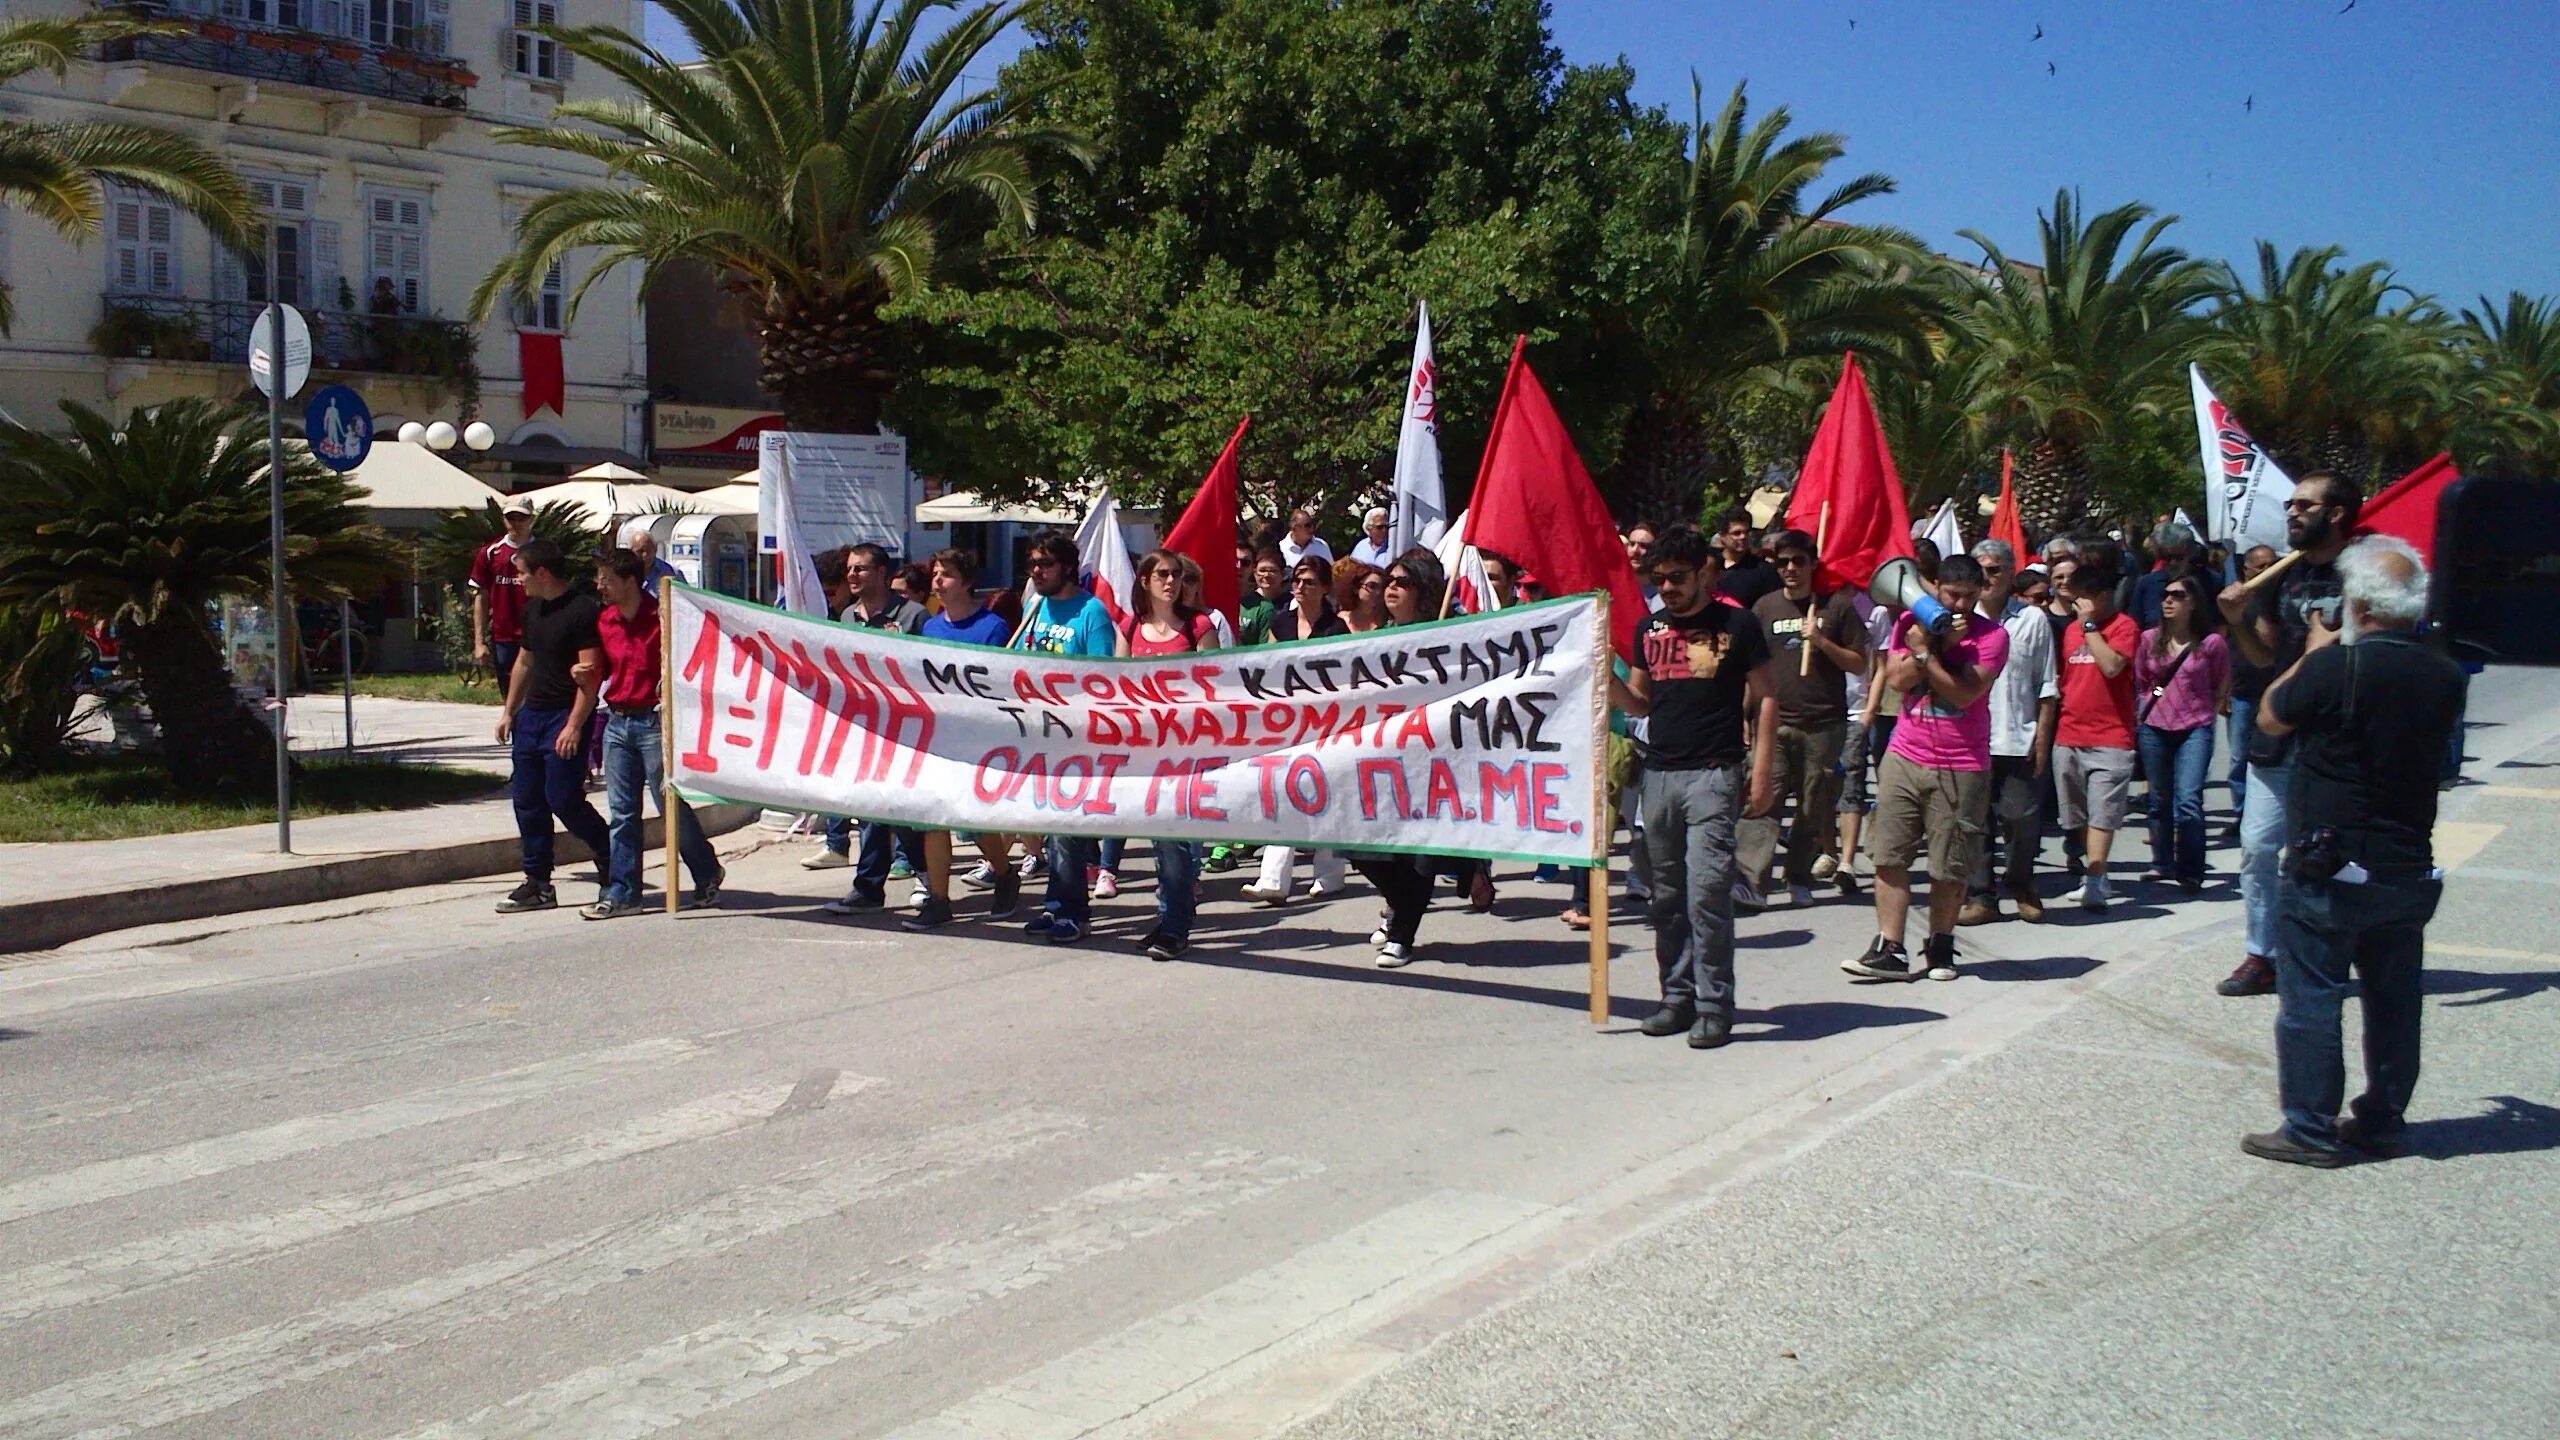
645 0 2558 307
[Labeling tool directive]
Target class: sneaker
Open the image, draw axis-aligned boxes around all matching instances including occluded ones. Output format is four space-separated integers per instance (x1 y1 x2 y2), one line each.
1369 925 1391 947
1923 933 1959 981
2009 883 2045 924
1306 882 1345 900
2241 1129 2353 1169
1203 847 1239 873
887 856 914 880
1023 911 1058 938
1144 931 1188 962
2140 867 2169 885
1687 1012 1734 1049
900 895 955 931
905 884 929 911
1017 850 1046 880
1731 879 1766 914
988 870 1022 920
1639 1004 1697 1037
821 889 884 916
1810 853 1840 882
1375 941 1414 968
1534 864 1565 884
1091 869 1120 900
958 862 998 891
1238 883 1289 903
2079 874 2111 911
690 865 725 910
1956 898 2000 927
1625 879 1653 904
580 895 643 920
1047 916 1085 945
801 848 851 871
2217 954 2277 997
1789 883 1816 909
1834 872 1861 899
1841 935 1915 982
496 881 556 914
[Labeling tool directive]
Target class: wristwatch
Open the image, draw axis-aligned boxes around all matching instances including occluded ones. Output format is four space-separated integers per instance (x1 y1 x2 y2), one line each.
2080 620 2099 633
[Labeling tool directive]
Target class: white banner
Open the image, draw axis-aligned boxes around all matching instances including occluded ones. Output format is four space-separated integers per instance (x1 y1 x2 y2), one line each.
667 586 1608 864
757 431 908 554
2193 365 2294 554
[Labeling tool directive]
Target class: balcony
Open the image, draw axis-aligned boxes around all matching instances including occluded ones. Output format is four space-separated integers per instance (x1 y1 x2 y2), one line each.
94 295 479 384
97 7 476 111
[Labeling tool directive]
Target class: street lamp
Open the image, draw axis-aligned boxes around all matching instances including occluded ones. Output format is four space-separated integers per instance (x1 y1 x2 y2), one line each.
399 418 497 456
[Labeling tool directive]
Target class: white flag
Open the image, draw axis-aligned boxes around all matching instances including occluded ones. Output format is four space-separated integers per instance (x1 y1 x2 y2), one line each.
1075 488 1137 630
2192 365 2294 554
1435 505 1500 613
1918 498 1964 559
1389 302 1447 557
768 440 827 617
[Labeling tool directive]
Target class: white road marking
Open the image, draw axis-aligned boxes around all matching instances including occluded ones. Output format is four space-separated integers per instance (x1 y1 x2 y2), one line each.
882 1189 1556 1440
0 1108 1087 1440
0 1038 702 1227
386 1149 1319 1440
0 1078 871 1324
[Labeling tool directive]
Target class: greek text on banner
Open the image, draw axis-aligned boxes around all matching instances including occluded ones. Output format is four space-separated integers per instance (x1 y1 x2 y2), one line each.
667 586 1608 866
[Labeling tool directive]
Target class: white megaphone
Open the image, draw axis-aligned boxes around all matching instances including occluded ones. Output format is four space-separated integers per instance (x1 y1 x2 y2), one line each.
1868 556 1958 635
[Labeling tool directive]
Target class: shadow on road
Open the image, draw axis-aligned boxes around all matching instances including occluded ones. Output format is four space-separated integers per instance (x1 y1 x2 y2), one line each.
2408 1096 2560 1160
0 1028 32 1043
2424 967 2560 1008
1961 953 2105 983
1181 946 1663 1021
1736 1001 1944 1043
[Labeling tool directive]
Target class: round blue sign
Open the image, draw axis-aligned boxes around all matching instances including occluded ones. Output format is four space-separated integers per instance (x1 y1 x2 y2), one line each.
303 385 373 473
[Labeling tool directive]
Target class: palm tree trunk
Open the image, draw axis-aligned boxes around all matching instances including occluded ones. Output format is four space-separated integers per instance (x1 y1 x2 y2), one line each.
758 287 895 435
2014 435 2095 539
1610 397 1713 528
121 610 279 794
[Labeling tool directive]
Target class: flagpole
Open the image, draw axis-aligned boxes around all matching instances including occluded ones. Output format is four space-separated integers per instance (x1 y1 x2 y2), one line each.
1802 501 1831 677
662 587 680 916
1588 590 1611 1026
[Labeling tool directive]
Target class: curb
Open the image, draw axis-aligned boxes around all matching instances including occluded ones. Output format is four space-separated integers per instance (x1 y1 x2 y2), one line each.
7 803 763 953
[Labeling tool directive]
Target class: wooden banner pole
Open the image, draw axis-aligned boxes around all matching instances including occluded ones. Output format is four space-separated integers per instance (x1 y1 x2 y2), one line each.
1588 591 1612 1026
1801 500 1831 677
2239 547 2305 594
661 587 680 916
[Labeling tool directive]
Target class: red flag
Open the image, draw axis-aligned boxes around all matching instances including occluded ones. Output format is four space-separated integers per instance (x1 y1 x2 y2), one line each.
518 332 564 418
1990 448 2030 560
1463 336 1649 658
2356 452 2457 568
1784 354 1914 595
1163 417 1248 623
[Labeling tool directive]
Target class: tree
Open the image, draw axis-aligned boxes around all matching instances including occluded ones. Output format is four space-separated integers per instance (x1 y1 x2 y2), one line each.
470 0 1088 434
2454 291 2560 473
415 497 599 584
0 602 87 774
1958 191 2225 534
0 400 402 793
894 0 1673 527
0 11 256 333
1609 77 1940 526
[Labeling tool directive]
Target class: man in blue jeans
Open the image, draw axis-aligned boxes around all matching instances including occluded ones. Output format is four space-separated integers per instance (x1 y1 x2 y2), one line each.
817 544 931 914
493 538 611 913
2243 536 2463 1167
1011 529 1119 945
581 548 723 919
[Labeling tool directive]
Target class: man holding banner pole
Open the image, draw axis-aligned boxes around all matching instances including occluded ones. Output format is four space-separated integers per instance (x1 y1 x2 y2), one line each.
901 548 1020 931
586 548 722 919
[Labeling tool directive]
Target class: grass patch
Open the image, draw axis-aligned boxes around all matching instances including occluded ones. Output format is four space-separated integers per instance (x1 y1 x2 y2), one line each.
0 754 502 843
344 672 505 706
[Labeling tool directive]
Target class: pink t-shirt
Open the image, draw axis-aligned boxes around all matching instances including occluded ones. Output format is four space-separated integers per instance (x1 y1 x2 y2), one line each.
1125 612 1219 657
1885 610 2011 773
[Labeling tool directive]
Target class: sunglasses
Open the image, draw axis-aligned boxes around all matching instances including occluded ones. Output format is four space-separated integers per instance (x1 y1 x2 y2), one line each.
1651 567 1697 586
1775 554 1813 568
1029 557 1064 571
2282 498 2327 513
1386 573 1415 587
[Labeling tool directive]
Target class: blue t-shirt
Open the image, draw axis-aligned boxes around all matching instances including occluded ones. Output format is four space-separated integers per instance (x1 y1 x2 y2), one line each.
924 607 1011 647
1019 590 1117 657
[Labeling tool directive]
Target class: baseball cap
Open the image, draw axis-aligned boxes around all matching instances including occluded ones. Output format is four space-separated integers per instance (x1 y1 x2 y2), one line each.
500 495 533 516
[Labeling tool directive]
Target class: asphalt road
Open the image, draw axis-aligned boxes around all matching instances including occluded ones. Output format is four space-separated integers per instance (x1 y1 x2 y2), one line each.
3 666 2553 1440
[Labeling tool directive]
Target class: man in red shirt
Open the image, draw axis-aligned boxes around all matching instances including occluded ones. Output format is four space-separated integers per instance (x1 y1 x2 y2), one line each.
582 548 723 919
469 496 536 680
2054 544 2140 911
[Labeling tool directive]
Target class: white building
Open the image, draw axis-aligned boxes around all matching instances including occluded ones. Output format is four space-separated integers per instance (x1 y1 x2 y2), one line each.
0 0 648 483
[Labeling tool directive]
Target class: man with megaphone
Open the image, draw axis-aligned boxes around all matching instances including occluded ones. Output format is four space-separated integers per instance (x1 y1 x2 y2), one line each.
1843 553 2009 983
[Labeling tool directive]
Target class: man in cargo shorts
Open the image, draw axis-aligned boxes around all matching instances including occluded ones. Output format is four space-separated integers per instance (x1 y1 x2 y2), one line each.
1843 554 2007 984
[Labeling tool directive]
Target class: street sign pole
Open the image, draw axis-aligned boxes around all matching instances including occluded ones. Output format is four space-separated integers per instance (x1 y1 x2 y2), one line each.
265 276 291 853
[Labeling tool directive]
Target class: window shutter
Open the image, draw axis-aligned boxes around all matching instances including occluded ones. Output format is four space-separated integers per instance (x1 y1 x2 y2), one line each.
313 220 342 309
421 0 448 52
215 246 246 303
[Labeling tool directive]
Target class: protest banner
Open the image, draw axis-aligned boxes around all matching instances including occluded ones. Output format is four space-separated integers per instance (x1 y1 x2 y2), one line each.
665 584 1610 869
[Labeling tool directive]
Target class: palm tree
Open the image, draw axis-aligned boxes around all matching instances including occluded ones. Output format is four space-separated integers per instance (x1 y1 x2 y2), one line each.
1868 318 1999 512
416 496 598 584
0 400 402 794
2211 243 2461 488
2456 291 2560 470
1611 77 1941 524
0 11 256 333
1958 190 2225 534
470 0 1089 435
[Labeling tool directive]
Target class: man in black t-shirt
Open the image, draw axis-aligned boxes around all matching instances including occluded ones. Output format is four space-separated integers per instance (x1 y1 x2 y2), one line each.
1611 525 1777 1051
2242 537 2464 1169
2213 471 2356 998
493 538 610 913
1713 506 1782 607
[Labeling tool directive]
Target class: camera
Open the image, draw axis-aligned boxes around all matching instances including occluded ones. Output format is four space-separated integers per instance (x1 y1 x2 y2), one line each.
2290 827 2346 884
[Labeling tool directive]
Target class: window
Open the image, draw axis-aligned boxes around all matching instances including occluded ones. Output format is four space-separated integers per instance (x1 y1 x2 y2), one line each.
508 0 570 82
504 204 564 331
365 187 427 314
107 190 180 296
219 0 305 27
242 176 311 307
367 0 415 51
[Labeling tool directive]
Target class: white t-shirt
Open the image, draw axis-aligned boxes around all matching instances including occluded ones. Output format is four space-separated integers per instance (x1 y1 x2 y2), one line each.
1844 597 1895 718
1983 596 2059 758
1280 534 1334 571
1349 536 1395 568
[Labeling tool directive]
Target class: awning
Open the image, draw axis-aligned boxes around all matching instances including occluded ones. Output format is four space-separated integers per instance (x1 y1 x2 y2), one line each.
568 461 653 483
343 440 501 520
686 481 761 516
914 489 1084 526
510 478 703 529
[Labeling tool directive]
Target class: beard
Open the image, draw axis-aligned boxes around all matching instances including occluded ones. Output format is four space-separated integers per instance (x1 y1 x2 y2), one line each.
2291 512 2335 549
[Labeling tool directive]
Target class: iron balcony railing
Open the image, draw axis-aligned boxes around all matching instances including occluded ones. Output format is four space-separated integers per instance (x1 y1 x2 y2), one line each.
95 295 477 381
97 7 475 110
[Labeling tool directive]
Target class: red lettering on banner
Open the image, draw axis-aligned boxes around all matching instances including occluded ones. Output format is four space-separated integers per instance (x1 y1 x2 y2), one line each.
1285 756 1327 815
1085 754 1126 815
817 650 877 779
1480 761 1533 828
1423 759 1466 820
1369 704 1408 748
759 635 825 774
1048 754 1094 812
1292 702 1340 747
1322 707 1368 749
1357 759 1415 820
1145 759 1184 817
1247 754 1288 819
678 611 725 771
1011 670 1045 705
1184 758 1230 820
1393 708 1435 749
1190 665 1222 701
1530 762 1571 832
851 653 933 786
971 748 1017 802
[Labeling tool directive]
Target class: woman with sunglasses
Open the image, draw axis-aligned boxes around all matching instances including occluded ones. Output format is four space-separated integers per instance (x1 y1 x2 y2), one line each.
1333 560 1389 632
1345 548 1486 965
2133 574 2229 892
1110 550 1224 958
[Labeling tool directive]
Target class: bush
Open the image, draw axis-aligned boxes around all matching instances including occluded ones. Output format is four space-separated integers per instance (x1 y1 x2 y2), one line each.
0 605 90 773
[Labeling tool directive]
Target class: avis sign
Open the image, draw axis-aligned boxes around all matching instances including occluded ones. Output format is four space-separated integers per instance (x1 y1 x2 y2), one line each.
667 587 1608 865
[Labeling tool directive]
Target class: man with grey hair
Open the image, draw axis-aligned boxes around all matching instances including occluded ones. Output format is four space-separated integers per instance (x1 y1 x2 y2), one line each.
1960 538 2057 925
2242 535 2463 1167
2129 519 2197 628
1349 507 1395 568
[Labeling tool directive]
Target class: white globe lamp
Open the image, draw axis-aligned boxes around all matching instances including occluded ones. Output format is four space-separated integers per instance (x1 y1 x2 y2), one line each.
397 421 427 445
462 421 496 452
424 421 459 451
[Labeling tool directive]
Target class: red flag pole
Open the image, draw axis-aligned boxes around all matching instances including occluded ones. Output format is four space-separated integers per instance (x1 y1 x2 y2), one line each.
1801 500 1832 677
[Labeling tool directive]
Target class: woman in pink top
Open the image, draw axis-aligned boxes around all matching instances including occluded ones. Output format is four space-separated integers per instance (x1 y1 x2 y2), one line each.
2133 575 2231 892
1110 551 1220 958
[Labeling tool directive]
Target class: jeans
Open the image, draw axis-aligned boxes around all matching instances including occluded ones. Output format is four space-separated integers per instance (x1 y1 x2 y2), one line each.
510 705 610 886
1967 753 2043 900
851 820 925 902
1637 763 1743 1017
2138 723 2214 887
1738 720 1846 892
1152 840 1200 942
822 815 854 857
2225 699 2256 821
1043 834 1098 923
492 640 521 685
2273 875 2441 1148
1098 837 1125 874
2239 765 2289 958
599 711 719 902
